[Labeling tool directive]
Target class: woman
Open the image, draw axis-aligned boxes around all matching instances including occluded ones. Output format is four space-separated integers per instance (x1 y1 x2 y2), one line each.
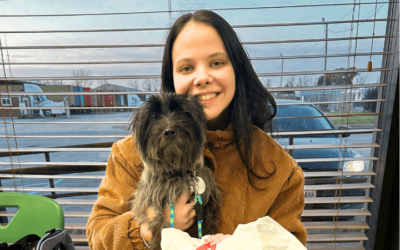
87 10 306 249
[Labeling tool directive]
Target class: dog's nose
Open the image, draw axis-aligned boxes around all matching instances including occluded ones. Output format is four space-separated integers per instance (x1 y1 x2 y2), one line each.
163 128 176 138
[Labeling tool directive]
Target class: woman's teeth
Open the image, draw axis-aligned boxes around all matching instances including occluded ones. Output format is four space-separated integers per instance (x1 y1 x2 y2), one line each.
198 93 217 101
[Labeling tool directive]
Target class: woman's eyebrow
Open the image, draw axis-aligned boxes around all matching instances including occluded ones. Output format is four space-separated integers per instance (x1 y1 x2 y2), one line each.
175 52 228 65
207 52 228 59
175 58 193 65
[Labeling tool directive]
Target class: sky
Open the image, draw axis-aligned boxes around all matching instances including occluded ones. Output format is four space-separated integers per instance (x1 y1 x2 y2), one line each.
0 0 391 89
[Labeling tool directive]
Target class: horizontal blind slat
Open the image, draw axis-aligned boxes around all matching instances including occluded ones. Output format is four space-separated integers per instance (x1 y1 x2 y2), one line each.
0 209 372 218
0 67 390 81
0 142 381 149
306 246 365 250
304 171 376 177
0 183 373 192
304 183 374 191
1 83 388 96
0 171 377 180
0 35 392 50
1 52 392 65
306 233 368 242
0 1 394 17
302 209 371 217
0 162 107 166
0 174 105 179
1 19 394 33
305 196 373 204
303 221 369 230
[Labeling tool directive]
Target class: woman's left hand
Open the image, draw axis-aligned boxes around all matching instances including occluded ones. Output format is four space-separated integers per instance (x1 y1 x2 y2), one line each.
201 233 231 246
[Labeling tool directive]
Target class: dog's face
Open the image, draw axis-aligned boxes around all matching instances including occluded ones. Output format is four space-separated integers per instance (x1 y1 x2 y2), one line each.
130 93 207 172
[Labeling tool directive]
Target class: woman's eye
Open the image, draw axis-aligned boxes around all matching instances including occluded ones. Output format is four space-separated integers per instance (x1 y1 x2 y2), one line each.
180 66 192 72
212 61 224 67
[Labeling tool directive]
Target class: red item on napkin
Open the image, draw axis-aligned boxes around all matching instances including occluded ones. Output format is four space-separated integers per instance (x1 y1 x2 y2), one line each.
196 243 217 250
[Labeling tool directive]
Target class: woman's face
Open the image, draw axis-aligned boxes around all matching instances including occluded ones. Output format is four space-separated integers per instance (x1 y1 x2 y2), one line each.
172 21 236 130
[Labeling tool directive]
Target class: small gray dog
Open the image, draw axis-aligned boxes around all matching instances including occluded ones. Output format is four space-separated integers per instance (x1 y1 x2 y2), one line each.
130 93 221 250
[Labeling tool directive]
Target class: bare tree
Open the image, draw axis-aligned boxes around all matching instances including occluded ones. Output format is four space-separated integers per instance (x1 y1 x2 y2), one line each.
297 75 312 87
72 69 93 87
128 80 140 90
97 79 109 87
263 78 273 88
285 76 296 88
152 78 161 91
41 80 61 85
143 79 152 91
355 75 368 84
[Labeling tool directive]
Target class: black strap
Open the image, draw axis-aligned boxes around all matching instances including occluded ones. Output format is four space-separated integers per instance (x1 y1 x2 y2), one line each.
1 234 41 250
0 242 8 250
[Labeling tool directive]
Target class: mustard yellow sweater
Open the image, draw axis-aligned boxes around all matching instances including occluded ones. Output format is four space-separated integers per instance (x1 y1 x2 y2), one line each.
87 125 307 249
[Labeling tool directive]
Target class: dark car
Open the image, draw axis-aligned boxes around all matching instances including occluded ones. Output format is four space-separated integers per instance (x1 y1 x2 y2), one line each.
270 100 366 212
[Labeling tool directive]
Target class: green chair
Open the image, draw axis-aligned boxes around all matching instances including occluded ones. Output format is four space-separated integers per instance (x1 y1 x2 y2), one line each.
0 192 65 243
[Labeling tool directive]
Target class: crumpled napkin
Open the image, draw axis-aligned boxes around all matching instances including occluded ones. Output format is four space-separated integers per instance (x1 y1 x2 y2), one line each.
161 216 306 250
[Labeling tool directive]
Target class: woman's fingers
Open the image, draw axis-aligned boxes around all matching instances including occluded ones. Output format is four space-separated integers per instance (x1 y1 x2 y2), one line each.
140 223 153 243
162 192 196 231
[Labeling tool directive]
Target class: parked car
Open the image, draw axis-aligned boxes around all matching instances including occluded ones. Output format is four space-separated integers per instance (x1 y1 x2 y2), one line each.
271 100 366 213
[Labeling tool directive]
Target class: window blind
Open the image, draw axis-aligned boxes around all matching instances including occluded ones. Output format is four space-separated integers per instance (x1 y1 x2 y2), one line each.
0 1 398 249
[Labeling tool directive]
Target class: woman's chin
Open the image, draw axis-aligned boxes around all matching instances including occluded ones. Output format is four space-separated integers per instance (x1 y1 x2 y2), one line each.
205 109 228 131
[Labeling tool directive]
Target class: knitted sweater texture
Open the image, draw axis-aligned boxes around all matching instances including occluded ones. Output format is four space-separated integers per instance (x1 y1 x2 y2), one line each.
86 125 307 249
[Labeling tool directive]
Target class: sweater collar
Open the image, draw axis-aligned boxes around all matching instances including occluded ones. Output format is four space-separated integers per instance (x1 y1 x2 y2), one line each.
205 123 235 149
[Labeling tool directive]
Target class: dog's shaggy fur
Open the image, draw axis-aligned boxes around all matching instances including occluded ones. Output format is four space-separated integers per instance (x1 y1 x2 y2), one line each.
129 93 221 250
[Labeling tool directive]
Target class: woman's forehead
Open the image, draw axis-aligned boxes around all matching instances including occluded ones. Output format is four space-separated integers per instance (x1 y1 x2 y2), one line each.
172 22 227 62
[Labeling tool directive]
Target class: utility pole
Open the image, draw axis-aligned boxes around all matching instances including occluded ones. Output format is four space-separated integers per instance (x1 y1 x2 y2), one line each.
322 17 328 108
280 53 284 88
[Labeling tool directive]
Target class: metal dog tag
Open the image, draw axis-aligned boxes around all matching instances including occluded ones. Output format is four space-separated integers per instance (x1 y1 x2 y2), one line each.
195 176 206 195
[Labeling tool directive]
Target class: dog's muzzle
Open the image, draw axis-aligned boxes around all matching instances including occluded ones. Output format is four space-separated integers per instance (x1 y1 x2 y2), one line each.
163 128 176 138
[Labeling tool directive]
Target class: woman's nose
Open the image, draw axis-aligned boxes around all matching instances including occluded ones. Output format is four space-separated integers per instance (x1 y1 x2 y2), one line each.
193 67 212 87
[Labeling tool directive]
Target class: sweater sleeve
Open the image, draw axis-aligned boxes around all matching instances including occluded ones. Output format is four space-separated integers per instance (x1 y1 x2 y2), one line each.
86 141 147 250
267 164 307 245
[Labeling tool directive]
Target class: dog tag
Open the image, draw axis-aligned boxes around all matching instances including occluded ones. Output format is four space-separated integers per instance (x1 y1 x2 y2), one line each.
195 177 206 195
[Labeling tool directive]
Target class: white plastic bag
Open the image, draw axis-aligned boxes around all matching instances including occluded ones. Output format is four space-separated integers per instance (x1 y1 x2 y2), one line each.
161 216 306 250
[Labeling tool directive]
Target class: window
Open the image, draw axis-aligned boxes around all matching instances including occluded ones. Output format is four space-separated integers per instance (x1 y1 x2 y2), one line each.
0 1 397 249
1 98 11 106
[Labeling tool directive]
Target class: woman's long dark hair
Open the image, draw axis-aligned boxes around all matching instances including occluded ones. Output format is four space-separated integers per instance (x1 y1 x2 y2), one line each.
161 10 277 189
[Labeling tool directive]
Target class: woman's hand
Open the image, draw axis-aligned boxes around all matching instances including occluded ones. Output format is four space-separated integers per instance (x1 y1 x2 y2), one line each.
140 192 196 242
163 192 196 231
140 223 152 243
201 234 231 246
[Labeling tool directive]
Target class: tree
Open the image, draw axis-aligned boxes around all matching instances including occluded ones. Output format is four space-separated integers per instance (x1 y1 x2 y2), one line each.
152 78 161 91
364 87 378 112
317 67 360 86
297 75 312 87
128 80 140 90
143 79 152 91
263 78 273 88
285 76 296 88
72 69 93 87
97 79 108 87
355 75 368 85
